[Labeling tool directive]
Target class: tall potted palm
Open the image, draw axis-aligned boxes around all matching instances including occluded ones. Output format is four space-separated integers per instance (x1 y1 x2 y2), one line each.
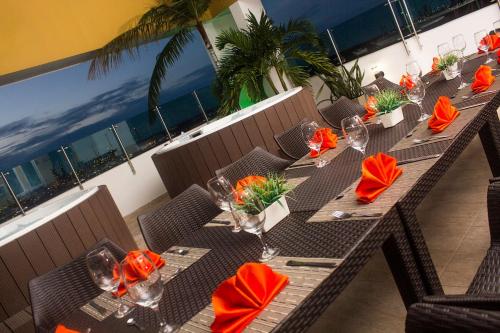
88 0 225 118
214 13 337 115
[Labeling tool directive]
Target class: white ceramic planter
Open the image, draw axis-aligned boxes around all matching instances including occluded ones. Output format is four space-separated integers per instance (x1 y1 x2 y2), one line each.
443 63 459 80
260 196 290 232
377 107 404 128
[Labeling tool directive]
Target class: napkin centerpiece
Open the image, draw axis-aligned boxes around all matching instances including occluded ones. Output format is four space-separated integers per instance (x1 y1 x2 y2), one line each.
363 96 377 122
211 263 289 333
471 65 495 94
355 153 403 204
428 96 460 134
309 128 338 158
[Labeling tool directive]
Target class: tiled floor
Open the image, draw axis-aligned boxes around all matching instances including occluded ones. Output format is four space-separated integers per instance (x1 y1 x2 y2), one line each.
124 135 493 333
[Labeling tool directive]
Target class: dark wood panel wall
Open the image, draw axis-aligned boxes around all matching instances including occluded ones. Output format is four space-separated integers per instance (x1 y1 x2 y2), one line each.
0 185 136 327
153 88 324 197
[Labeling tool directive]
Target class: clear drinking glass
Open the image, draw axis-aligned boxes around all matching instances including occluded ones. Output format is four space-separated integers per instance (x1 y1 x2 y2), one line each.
475 30 493 64
86 248 132 319
452 34 467 53
207 176 241 232
341 115 369 156
406 60 422 80
122 253 177 333
438 42 451 58
406 77 429 122
233 190 279 262
362 84 380 100
445 50 468 89
301 121 329 168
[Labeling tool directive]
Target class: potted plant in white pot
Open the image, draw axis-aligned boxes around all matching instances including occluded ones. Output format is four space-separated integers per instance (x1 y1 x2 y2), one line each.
236 174 293 232
437 53 460 80
373 90 408 128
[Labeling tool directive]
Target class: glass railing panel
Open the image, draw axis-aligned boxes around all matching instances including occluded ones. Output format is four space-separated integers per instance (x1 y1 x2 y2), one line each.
158 93 209 136
192 86 221 119
0 175 21 224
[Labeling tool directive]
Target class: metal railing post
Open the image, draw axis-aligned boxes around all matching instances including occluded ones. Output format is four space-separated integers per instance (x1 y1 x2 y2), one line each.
1 171 25 215
109 125 136 175
326 29 344 66
192 90 209 123
155 106 173 142
387 0 411 55
57 146 84 190
400 0 423 49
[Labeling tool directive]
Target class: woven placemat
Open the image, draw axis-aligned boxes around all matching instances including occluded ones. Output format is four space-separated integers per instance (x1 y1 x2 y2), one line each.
178 256 342 333
388 105 481 152
451 77 500 102
288 139 348 167
307 158 437 223
81 247 211 321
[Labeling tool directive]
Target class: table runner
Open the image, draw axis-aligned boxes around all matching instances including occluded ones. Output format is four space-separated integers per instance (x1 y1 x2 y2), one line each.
178 256 342 333
307 157 438 223
80 247 210 321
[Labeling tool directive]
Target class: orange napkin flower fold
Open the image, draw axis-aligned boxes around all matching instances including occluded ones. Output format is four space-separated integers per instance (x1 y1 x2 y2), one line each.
428 96 460 134
355 153 403 204
478 34 500 53
363 96 378 121
309 128 338 158
431 57 440 74
399 74 415 90
114 250 165 297
211 263 289 333
234 176 267 204
471 65 496 94
55 325 80 333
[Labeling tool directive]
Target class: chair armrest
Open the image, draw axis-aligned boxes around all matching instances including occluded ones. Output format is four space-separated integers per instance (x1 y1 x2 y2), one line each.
406 302 500 333
489 177 500 184
488 181 500 243
422 294 500 311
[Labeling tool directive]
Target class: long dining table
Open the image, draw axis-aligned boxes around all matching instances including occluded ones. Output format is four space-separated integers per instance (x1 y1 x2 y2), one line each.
60 54 500 332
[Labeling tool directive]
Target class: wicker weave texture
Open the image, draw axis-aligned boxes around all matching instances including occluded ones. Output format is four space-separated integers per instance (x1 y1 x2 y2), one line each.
273 119 310 160
318 96 366 129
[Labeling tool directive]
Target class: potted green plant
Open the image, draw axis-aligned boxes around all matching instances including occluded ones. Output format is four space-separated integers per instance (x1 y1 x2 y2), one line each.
437 53 460 80
373 90 408 128
237 174 294 232
317 59 365 105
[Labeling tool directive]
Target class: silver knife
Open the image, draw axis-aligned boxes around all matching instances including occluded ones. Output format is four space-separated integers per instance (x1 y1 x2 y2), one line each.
458 101 489 111
89 301 107 315
396 154 441 166
286 260 337 269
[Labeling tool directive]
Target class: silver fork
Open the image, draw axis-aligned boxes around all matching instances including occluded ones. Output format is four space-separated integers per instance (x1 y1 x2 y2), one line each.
331 211 382 219
412 135 449 144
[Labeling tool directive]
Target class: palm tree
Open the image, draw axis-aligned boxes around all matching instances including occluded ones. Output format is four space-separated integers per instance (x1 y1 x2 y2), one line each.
88 0 220 118
214 13 337 114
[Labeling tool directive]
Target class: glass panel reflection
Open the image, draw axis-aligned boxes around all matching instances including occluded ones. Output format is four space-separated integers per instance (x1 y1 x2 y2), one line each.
0 175 20 223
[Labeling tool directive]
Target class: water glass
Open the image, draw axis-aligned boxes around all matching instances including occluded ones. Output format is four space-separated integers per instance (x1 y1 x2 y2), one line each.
301 121 329 168
438 42 451 58
452 34 467 53
445 50 468 89
233 190 279 262
405 61 422 80
121 253 177 333
475 30 493 63
341 115 369 156
207 176 241 232
86 248 132 318
406 77 429 122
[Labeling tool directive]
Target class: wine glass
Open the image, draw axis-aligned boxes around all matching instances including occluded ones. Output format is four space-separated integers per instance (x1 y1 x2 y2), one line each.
233 190 279 262
341 115 369 156
494 20 500 36
121 253 177 333
301 121 329 168
406 60 422 80
86 248 132 319
362 84 380 100
452 34 467 53
207 176 241 232
438 42 451 58
406 77 429 122
475 30 493 64
445 50 468 89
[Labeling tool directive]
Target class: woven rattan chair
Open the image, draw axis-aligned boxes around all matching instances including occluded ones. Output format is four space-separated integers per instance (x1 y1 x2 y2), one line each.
318 96 366 129
366 77 401 92
138 184 221 253
405 179 500 332
274 119 310 160
215 147 292 186
29 238 126 333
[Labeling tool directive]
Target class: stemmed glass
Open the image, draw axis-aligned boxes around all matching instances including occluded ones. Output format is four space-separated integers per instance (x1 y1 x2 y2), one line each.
233 190 279 262
475 30 493 64
438 42 451 58
406 77 429 122
445 50 468 89
121 253 177 333
452 34 467 53
207 176 241 232
406 60 422 80
301 121 329 168
341 115 369 156
86 248 132 319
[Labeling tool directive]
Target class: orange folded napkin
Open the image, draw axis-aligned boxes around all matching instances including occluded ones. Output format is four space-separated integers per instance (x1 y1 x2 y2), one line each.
399 74 415 91
355 153 403 204
478 34 500 53
114 250 165 297
363 96 377 121
428 96 460 134
211 263 289 333
471 65 496 94
497 49 500 65
234 175 267 204
309 128 338 158
431 57 440 74
55 325 80 333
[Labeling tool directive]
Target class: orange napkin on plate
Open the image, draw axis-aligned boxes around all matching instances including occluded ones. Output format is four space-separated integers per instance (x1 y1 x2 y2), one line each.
431 57 440 74
471 65 495 94
399 74 415 91
363 96 377 121
355 153 403 204
309 128 338 158
114 250 165 297
428 96 460 134
234 176 267 204
55 325 80 333
211 263 289 333
478 34 500 53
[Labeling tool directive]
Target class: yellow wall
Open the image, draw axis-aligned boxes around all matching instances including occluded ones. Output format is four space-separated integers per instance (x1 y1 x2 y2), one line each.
0 0 156 75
